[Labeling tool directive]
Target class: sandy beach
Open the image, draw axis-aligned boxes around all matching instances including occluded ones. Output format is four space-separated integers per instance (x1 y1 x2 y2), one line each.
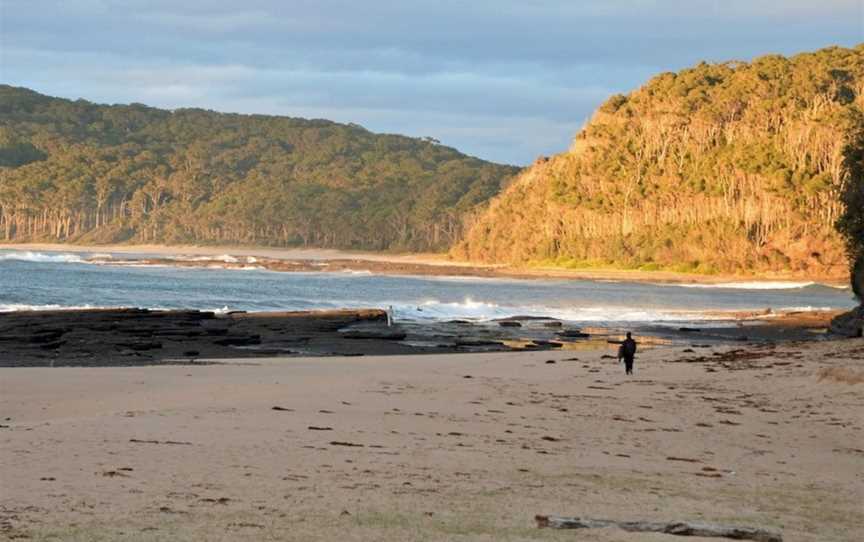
0 243 849 285
2 339 862 541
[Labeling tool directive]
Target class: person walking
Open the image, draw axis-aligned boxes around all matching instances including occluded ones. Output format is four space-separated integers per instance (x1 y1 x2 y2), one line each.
618 332 637 375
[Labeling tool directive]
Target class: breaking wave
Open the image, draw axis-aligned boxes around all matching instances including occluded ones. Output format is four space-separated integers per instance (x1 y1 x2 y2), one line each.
168 254 240 263
390 297 721 323
674 281 820 290
0 251 86 264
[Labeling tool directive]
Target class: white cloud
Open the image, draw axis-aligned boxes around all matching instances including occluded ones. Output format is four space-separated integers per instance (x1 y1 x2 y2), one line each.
1 1 861 164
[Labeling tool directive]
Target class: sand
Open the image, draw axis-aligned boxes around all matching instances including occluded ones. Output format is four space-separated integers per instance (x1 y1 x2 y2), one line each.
0 242 463 266
2 339 863 541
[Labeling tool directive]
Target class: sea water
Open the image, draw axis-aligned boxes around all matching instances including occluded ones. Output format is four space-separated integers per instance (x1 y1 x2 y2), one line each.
0 250 856 327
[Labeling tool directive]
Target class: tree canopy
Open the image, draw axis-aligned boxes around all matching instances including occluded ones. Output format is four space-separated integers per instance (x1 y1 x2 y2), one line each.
456 45 864 281
0 86 519 251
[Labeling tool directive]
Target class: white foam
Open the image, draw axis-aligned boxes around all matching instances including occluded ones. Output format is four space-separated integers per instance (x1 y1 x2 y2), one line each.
539 306 719 323
0 251 85 264
0 303 243 314
203 264 265 271
0 303 105 312
176 254 239 263
389 297 718 323
673 281 817 290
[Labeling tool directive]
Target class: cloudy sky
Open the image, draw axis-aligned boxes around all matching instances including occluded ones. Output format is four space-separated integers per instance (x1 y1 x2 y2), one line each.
1 1 861 164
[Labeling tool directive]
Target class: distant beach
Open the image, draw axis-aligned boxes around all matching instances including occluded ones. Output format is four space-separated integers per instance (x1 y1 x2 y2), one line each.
0 242 851 286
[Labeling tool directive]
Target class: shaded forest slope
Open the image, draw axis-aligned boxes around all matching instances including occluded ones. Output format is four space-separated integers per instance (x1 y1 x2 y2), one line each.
455 45 864 280
0 86 519 251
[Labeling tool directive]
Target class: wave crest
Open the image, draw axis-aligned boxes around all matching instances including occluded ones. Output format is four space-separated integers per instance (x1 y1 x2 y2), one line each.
0 251 85 264
675 281 819 290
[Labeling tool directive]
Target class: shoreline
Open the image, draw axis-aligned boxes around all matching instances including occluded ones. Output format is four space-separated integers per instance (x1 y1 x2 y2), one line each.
0 242 850 286
0 306 844 368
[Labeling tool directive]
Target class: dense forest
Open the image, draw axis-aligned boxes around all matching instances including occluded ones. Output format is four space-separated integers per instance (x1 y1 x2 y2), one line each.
455 45 864 281
0 86 519 251
838 127 864 298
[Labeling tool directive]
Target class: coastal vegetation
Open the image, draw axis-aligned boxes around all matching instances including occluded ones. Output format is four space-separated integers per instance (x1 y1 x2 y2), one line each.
838 120 864 298
1 45 862 289
0 86 518 251
455 45 864 281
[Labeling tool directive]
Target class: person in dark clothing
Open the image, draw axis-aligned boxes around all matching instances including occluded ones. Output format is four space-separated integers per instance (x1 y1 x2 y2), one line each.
618 332 637 375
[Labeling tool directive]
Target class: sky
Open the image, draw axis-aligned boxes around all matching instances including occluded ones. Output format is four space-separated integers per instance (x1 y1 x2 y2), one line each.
1 1 862 165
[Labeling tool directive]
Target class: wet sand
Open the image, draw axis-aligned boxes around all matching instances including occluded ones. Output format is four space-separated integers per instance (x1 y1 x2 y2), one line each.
1 339 862 541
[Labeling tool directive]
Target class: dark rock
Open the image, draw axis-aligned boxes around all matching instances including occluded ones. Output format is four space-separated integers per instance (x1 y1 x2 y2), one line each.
117 341 163 351
154 330 204 337
830 306 864 337
27 330 65 343
455 339 503 347
557 329 590 338
339 325 407 340
214 335 261 346
532 340 563 348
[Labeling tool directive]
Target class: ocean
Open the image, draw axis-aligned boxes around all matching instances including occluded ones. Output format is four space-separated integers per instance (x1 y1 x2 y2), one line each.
0 249 856 327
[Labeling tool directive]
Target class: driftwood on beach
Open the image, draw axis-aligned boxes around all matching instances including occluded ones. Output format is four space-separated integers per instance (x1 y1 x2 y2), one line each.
535 515 782 542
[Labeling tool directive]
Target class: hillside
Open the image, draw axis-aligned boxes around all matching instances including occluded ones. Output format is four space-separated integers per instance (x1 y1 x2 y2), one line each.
0 86 519 251
455 45 864 282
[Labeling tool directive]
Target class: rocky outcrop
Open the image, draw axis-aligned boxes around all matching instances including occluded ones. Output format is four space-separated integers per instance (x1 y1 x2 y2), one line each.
830 306 864 338
456 45 863 279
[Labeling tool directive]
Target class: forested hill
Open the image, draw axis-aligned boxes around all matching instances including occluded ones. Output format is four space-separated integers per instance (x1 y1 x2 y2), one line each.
0 86 519 251
455 45 864 282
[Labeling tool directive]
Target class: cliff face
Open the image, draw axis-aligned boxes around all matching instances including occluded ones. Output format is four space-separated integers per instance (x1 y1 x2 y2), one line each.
455 46 864 279
0 86 519 251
